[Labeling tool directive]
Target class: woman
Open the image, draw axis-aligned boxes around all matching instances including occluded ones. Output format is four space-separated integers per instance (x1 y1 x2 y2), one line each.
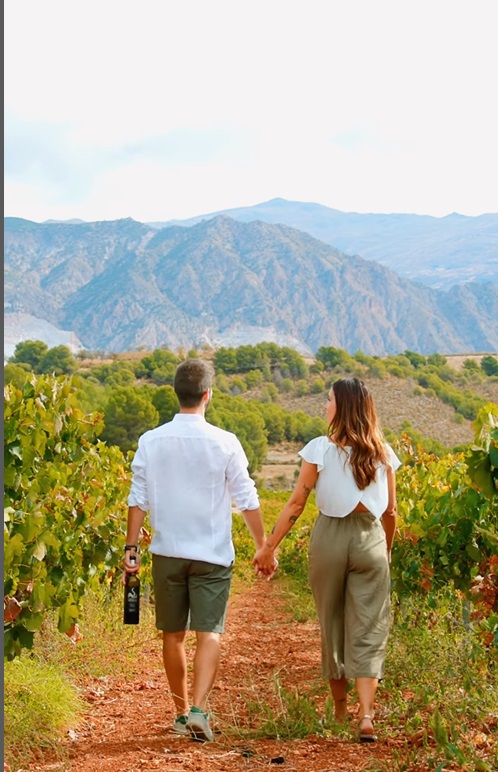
254 377 401 742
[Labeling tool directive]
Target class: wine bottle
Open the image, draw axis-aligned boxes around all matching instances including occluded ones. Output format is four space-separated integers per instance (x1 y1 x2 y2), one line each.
123 554 140 625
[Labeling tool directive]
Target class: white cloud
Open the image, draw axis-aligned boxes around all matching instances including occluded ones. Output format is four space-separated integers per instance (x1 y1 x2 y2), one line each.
4 0 498 221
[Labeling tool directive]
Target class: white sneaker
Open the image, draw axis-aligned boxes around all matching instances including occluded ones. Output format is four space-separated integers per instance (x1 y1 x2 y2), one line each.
186 707 214 742
172 714 189 735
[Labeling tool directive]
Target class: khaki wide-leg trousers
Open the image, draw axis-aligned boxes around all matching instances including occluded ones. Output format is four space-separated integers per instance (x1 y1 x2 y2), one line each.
308 512 390 680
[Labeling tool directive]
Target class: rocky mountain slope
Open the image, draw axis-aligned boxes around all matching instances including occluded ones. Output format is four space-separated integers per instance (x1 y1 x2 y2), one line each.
154 198 498 289
4 215 498 356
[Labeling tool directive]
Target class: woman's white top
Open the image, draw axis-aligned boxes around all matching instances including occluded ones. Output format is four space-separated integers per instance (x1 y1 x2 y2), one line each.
299 436 401 519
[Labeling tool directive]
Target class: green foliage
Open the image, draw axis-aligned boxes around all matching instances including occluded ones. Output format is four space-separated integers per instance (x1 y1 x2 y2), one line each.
385 591 498 770
481 355 498 376
367 360 387 378
309 359 324 374
89 360 136 386
244 369 264 389
72 373 109 416
36 584 157 680
463 358 481 373
4 586 158 766
289 410 328 443
279 346 309 378
4 654 84 768
394 420 450 457
230 376 248 395
404 350 427 368
213 346 238 373
256 403 287 443
416 370 485 419
9 339 78 376
151 384 179 425
101 385 159 452
294 378 309 396
311 376 325 393
236 344 267 372
278 377 294 393
135 348 179 381
392 431 497 611
10 339 48 369
244 678 325 739
427 353 447 367
215 372 230 393
4 374 130 660
384 355 413 379
316 346 354 370
260 383 279 402
213 343 309 381
3 362 32 387
38 345 78 375
467 404 498 499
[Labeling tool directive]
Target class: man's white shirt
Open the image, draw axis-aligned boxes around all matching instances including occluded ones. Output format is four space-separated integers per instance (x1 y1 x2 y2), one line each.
128 414 260 566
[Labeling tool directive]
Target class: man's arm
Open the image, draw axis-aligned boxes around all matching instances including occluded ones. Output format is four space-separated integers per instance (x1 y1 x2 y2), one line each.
240 507 266 550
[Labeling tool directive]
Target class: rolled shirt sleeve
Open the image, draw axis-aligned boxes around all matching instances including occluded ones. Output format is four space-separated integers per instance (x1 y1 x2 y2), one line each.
226 439 260 511
127 440 150 511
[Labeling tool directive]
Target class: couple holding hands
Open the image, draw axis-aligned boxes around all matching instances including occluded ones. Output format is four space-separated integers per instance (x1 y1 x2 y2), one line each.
124 359 400 743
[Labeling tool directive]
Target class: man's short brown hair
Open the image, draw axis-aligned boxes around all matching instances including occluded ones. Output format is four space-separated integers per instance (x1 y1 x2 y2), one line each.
174 358 214 407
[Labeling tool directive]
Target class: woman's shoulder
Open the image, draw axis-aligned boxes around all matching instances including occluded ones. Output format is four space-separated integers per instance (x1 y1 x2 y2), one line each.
383 442 402 470
303 435 336 452
299 435 333 470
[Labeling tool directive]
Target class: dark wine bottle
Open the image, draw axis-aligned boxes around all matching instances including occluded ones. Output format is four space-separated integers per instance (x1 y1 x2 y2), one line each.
123 554 140 625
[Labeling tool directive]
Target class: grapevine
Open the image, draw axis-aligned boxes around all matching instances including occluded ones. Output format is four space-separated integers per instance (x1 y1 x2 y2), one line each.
4 374 130 659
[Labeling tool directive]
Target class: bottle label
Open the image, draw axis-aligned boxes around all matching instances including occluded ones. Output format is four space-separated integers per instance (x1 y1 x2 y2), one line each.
124 585 140 623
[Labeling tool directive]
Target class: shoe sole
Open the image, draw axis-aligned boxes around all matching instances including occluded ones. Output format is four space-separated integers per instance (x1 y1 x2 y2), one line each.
188 724 213 743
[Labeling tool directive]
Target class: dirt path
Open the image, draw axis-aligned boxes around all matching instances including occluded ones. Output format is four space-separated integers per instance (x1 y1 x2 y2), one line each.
28 580 416 772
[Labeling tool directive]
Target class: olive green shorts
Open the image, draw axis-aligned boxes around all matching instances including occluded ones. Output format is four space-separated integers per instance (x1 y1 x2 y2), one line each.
151 555 232 633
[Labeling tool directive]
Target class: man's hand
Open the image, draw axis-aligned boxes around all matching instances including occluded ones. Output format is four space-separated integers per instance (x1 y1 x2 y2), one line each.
122 550 141 585
253 546 279 581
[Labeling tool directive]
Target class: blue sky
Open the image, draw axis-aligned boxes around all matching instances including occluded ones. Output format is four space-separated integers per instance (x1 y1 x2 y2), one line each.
4 0 498 222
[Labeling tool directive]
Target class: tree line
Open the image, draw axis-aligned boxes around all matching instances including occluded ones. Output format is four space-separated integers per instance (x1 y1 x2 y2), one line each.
5 340 498 463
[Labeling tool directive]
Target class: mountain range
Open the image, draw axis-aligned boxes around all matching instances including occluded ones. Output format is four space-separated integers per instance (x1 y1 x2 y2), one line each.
150 198 498 290
4 208 498 357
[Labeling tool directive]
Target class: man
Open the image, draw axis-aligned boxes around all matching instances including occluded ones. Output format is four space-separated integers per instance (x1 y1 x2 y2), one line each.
124 358 271 742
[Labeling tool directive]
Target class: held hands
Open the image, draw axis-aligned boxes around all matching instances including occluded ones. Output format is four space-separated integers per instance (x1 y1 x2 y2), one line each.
253 545 279 581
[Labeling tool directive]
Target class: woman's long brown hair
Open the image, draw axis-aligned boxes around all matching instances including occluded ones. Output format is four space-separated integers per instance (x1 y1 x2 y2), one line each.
327 378 388 489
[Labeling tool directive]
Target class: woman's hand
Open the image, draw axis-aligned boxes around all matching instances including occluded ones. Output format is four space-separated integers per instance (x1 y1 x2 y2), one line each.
253 545 279 581
252 460 318 583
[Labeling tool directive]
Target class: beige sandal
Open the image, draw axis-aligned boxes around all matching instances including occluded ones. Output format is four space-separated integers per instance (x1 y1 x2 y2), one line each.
358 714 377 743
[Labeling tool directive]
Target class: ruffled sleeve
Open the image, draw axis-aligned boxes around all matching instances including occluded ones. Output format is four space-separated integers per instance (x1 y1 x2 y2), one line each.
298 436 329 472
385 444 402 472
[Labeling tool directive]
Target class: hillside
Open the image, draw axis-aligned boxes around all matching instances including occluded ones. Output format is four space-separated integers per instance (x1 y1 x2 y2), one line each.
4 216 498 356
256 370 498 488
152 198 498 289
